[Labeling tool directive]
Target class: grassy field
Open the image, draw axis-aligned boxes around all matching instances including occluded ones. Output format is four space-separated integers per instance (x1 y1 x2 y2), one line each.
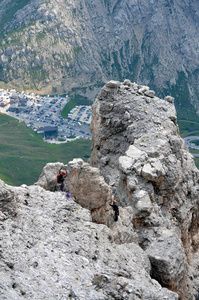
188 149 199 169
61 94 92 119
0 113 91 186
178 119 199 138
178 119 199 169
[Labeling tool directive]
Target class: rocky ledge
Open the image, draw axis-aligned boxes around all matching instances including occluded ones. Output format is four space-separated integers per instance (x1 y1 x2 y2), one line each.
0 80 199 299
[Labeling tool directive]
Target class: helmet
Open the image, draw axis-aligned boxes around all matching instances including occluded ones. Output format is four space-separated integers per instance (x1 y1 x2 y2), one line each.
113 200 117 203
62 172 66 175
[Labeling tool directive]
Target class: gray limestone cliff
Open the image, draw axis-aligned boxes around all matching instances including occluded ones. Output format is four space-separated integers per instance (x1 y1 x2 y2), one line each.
90 80 199 299
0 0 198 112
0 80 199 299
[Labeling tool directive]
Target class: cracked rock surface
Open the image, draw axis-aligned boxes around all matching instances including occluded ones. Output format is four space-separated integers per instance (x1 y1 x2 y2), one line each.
1 80 199 299
90 80 199 299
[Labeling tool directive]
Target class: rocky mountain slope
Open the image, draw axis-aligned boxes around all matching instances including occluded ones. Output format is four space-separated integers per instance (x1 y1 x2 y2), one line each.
0 0 199 113
0 80 199 299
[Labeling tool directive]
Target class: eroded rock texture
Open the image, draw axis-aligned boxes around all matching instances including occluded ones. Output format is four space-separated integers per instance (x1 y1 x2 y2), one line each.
0 184 177 299
90 80 199 299
0 80 199 299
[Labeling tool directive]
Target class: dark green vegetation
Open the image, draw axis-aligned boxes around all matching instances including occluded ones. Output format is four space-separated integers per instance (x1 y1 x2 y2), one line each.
177 119 199 169
0 0 31 33
160 71 199 169
164 71 198 122
187 148 199 170
0 113 91 186
61 93 92 119
190 140 199 146
178 120 199 138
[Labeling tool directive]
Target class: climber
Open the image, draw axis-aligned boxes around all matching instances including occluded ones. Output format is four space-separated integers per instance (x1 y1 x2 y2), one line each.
57 170 66 192
109 199 119 222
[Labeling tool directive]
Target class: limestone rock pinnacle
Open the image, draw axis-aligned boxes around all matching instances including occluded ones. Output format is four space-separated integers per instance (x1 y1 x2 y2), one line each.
0 80 199 299
90 80 199 299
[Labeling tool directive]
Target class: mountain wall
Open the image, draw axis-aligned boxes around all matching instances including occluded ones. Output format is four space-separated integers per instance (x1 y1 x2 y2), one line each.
0 0 199 113
0 80 199 299
90 80 199 298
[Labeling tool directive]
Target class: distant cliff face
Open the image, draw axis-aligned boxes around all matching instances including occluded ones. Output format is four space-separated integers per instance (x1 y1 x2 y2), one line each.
0 0 198 112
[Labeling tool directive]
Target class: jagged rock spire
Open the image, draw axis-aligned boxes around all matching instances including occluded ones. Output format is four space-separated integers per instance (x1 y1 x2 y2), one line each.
90 80 199 299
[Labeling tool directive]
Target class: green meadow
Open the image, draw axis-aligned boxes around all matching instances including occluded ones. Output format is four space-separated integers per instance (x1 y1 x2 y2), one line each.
178 119 199 169
61 94 92 119
178 119 199 138
0 113 91 186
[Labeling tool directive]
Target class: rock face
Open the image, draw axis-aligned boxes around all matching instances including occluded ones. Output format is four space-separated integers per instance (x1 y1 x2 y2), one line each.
0 80 199 299
35 161 65 191
66 158 113 225
36 158 113 225
90 80 199 299
0 0 199 111
0 180 16 218
0 178 177 300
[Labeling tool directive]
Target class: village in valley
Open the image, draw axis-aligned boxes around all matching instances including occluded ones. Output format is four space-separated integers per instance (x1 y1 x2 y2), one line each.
0 88 92 143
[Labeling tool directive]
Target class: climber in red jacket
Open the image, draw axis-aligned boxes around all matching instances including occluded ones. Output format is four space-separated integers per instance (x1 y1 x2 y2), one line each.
57 171 66 192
